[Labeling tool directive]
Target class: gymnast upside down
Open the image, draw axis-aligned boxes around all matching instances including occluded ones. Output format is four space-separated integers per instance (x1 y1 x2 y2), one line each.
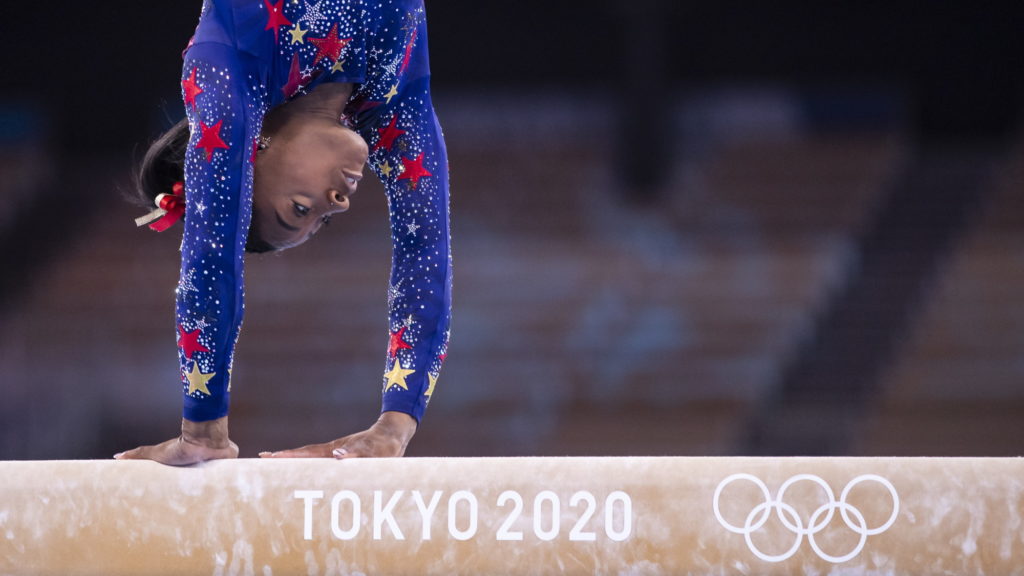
115 0 451 465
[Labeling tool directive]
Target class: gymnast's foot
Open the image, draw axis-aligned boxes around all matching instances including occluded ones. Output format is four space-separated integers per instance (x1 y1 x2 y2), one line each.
259 411 416 459
114 416 238 466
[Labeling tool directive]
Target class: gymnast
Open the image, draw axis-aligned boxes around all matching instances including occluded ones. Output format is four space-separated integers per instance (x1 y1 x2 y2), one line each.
115 0 451 465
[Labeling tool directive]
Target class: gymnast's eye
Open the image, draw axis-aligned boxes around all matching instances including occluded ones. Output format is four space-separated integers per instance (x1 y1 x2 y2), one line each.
292 201 311 217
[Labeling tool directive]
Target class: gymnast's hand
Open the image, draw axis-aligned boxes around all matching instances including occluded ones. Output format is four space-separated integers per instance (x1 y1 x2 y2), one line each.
113 416 239 466
258 411 417 459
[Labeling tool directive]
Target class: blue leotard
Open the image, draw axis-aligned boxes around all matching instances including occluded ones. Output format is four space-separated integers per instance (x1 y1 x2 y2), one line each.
174 0 450 423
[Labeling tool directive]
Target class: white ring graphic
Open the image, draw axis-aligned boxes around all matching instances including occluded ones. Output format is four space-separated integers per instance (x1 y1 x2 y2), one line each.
713 473 899 564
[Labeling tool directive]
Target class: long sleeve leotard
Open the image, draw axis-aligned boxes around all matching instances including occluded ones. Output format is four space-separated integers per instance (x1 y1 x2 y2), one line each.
175 0 450 423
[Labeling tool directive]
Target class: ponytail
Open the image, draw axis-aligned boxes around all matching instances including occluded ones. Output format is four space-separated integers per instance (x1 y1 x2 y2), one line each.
130 118 275 253
132 118 190 209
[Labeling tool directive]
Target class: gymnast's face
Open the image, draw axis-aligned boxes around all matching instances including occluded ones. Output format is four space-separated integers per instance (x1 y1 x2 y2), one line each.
251 123 369 251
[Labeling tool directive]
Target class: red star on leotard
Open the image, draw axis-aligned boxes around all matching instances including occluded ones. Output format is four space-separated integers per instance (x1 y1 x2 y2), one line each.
264 0 292 44
309 23 351 67
182 67 203 110
282 52 304 98
178 325 212 359
373 115 406 152
399 28 418 76
398 152 432 189
388 326 414 358
195 119 229 162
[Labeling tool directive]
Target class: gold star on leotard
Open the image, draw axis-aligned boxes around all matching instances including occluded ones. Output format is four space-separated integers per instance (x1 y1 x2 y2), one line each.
425 373 438 397
186 362 215 396
331 59 345 73
289 23 307 44
384 83 398 103
383 358 415 391
379 160 393 178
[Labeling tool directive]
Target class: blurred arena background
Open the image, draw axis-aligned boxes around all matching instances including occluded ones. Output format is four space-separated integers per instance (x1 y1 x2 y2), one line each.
1 1 1021 459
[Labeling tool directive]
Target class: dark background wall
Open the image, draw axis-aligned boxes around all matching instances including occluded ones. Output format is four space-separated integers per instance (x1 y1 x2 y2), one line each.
5 2 1022 150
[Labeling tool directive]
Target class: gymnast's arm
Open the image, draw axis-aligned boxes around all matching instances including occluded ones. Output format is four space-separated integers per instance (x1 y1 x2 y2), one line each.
260 81 451 459
116 43 260 465
343 98 453 456
373 91 452 425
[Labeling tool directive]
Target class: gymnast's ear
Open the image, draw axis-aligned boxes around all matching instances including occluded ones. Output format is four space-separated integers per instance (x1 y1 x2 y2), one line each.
130 118 190 210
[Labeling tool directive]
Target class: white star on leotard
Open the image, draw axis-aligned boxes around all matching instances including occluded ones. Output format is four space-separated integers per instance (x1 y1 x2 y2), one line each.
382 54 401 77
387 280 404 309
177 268 199 294
301 0 327 27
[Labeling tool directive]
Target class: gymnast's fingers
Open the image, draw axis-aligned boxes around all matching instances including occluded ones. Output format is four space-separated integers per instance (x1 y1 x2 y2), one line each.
333 433 405 459
115 437 239 466
259 443 334 458
113 445 153 460
333 447 360 459
114 441 189 464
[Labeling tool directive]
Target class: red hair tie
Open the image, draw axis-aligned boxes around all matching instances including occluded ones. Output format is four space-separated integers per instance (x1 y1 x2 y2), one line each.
135 181 186 232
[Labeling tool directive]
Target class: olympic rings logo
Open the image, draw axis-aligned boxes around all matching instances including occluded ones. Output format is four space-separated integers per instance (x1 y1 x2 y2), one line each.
712 473 899 563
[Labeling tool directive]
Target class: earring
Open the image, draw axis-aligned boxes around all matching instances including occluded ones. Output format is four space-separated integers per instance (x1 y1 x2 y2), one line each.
257 135 271 150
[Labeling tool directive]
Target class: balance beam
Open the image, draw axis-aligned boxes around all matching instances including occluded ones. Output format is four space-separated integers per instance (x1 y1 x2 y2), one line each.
1 457 1021 575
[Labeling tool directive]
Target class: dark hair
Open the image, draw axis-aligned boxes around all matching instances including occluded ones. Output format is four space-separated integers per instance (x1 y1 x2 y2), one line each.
133 118 276 253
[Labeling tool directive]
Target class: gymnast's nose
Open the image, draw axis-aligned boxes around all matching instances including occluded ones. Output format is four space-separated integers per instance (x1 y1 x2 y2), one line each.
328 188 350 212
